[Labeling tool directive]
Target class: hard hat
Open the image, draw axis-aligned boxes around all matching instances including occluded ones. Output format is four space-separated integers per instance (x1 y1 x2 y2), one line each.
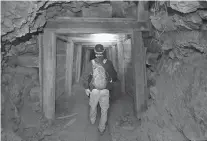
94 44 105 54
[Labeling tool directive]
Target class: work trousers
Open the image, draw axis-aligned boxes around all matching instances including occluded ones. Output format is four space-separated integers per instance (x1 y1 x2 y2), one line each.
89 89 109 132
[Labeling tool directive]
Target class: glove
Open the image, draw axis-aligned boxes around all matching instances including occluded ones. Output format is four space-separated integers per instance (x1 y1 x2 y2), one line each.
85 89 91 97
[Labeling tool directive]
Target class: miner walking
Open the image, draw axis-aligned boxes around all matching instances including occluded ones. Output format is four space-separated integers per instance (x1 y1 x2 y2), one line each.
81 44 117 134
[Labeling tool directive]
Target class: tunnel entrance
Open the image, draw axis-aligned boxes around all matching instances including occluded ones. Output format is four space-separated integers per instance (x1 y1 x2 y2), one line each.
41 18 148 120
53 32 147 119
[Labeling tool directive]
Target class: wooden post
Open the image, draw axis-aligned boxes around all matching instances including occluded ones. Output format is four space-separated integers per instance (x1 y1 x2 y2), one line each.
108 46 112 61
75 44 82 83
42 30 56 120
132 31 147 119
137 1 149 22
131 1 149 119
84 48 91 70
38 34 43 112
117 41 125 93
111 45 117 71
65 39 74 96
105 48 110 59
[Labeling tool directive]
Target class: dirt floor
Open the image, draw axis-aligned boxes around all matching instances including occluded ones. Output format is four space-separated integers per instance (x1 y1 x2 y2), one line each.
3 83 137 141
37 83 113 141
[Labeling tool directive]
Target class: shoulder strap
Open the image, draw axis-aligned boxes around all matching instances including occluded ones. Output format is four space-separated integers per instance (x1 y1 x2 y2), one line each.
91 59 95 65
103 59 107 64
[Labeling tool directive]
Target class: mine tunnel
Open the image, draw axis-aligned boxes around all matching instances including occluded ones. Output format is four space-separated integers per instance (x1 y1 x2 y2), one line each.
1 1 207 141
55 33 129 101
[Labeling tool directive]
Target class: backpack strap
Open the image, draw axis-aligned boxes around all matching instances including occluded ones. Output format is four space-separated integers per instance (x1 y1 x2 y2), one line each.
103 59 107 64
91 59 96 71
91 59 95 66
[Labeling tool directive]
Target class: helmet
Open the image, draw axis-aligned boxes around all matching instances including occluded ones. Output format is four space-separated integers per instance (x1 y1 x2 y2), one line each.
94 44 105 54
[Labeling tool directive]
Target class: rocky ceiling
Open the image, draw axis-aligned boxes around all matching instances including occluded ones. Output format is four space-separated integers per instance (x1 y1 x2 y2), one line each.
1 1 207 50
1 1 137 44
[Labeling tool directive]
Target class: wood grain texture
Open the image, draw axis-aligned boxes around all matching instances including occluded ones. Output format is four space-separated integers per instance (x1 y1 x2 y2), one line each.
42 30 56 120
117 41 125 93
132 31 147 119
38 34 43 112
75 44 82 83
65 39 74 96
46 18 149 32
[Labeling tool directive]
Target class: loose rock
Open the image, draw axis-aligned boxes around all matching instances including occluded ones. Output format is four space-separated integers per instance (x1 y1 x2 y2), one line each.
170 1 200 13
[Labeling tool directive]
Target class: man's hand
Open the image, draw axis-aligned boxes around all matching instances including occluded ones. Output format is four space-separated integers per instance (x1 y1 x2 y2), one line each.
85 89 91 97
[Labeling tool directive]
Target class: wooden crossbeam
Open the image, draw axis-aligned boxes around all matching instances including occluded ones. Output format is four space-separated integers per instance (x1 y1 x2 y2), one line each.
56 35 69 42
45 18 149 31
82 45 111 48
69 37 117 43
56 35 116 47
76 42 116 47
55 17 137 22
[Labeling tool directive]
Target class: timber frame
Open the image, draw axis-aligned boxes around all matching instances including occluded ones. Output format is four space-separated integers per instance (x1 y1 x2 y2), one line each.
56 35 114 84
40 2 149 120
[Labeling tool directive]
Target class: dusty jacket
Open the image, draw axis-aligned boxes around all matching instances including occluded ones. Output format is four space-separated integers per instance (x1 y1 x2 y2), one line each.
81 59 117 91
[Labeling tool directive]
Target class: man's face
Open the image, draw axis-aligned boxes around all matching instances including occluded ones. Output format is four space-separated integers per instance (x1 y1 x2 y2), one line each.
95 53 104 60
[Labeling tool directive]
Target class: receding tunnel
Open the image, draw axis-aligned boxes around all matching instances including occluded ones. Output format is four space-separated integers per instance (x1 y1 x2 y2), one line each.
2 1 207 141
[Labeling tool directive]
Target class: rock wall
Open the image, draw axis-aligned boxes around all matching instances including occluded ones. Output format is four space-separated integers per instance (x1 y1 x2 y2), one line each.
1 1 137 43
1 35 40 134
136 53 207 141
112 2 207 141
110 32 207 141
135 1 207 141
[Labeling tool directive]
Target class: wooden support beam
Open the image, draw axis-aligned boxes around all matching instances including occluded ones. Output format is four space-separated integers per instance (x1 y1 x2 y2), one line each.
75 44 82 83
55 28 132 34
42 30 56 120
56 36 116 47
69 37 117 43
130 0 149 120
105 48 110 59
108 46 113 61
117 41 125 93
76 42 116 47
137 1 149 22
65 39 74 96
56 35 69 42
83 49 91 73
132 31 147 119
45 18 149 31
85 49 91 64
111 45 117 71
55 17 137 22
137 1 152 38
38 34 43 112
82 45 111 48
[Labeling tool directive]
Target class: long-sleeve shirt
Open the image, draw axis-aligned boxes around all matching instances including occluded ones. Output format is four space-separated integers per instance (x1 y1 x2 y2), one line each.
81 59 117 90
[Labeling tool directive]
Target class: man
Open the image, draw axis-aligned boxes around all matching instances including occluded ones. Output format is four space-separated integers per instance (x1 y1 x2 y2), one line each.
81 44 117 134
